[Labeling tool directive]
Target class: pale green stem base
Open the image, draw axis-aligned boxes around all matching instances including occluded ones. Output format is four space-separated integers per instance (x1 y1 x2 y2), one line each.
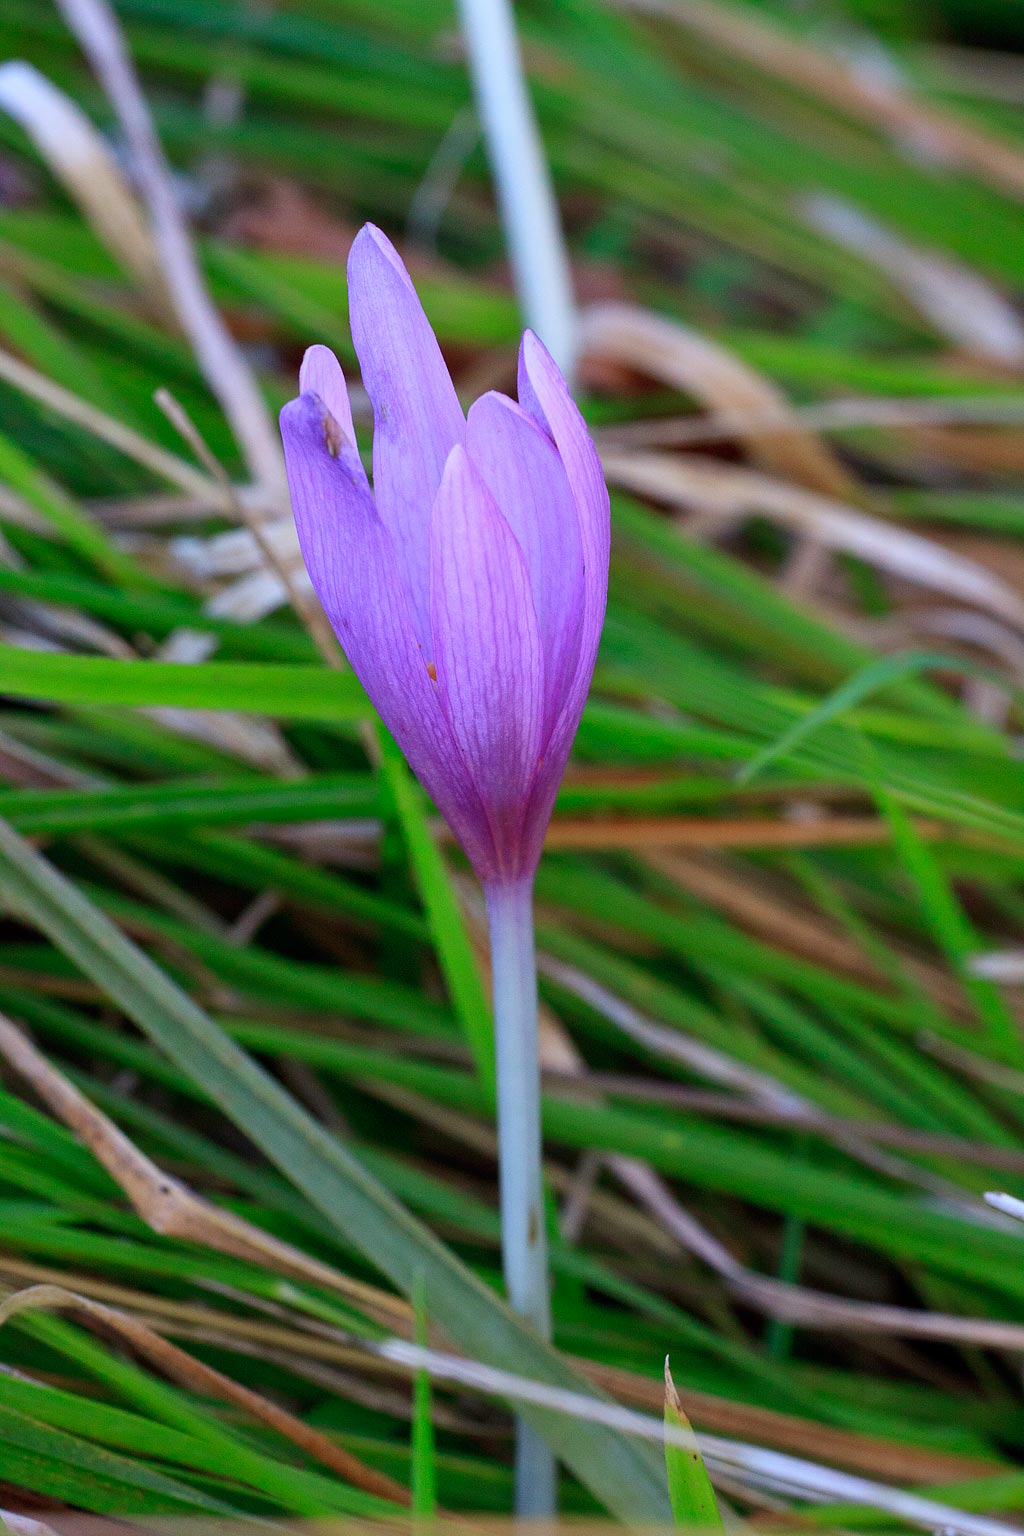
485 875 557 1518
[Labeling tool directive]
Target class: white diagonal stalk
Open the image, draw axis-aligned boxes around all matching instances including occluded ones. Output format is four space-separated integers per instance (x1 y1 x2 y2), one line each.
56 0 285 496
456 0 577 378
485 874 556 1516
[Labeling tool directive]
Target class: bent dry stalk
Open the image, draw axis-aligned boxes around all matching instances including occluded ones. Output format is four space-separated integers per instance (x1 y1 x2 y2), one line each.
280 222 610 1515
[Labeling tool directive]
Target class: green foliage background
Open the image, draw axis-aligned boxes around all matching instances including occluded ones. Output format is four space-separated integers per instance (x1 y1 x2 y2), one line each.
0 0 1022 1523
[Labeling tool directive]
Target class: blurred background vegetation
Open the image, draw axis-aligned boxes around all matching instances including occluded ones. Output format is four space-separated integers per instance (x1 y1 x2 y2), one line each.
0 0 1023 1525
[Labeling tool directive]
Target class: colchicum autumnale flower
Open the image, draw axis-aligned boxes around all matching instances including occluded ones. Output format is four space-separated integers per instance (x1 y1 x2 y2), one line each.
280 224 609 886
281 223 609 1515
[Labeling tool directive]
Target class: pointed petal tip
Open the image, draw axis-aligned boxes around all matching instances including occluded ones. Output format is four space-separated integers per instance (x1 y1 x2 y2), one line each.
439 439 471 486
346 220 462 655
435 441 488 521
520 326 562 383
520 326 543 359
299 342 340 390
517 327 570 441
298 344 358 449
468 387 522 422
348 221 414 291
358 220 388 248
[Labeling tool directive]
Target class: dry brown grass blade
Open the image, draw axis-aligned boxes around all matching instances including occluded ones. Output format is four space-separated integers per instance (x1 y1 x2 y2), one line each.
802 195 1024 367
0 63 168 312
7 1281 991 1531
0 1255 998 1490
595 394 1024 452
544 815 954 851
0 346 224 503
0 1011 410 1335
0 1251 1007 1493
580 303 855 499
255 811 992 863
0 1258 407 1382
278 810 1002 859
912 425 1024 476
56 0 284 493
619 0 1024 202
601 450 1024 630
0 1283 410 1506
537 951 803 1109
614 1154 1024 1346
0 1273 395 1377
661 852 887 981
154 387 343 669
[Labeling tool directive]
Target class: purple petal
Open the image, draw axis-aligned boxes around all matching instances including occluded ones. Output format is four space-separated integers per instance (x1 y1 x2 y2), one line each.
347 225 465 652
517 330 611 849
466 391 584 742
517 330 610 638
298 345 364 481
430 445 544 878
281 393 495 878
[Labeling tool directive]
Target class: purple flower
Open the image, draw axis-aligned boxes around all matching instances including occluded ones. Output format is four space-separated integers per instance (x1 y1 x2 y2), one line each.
281 224 609 886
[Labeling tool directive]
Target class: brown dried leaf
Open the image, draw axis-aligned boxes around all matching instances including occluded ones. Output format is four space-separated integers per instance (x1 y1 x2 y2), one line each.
0 1284 409 1505
601 450 1024 629
0 1012 409 1334
581 303 856 498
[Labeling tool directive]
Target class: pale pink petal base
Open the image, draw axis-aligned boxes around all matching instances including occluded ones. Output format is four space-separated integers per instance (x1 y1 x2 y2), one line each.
430 445 545 879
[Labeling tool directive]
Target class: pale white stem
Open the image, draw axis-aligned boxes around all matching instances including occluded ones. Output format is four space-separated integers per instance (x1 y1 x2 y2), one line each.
485 875 556 1516
407 105 480 250
985 1191 1024 1220
456 0 576 377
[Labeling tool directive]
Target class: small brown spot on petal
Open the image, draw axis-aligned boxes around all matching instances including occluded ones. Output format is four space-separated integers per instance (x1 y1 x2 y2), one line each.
426 662 437 681
322 409 343 457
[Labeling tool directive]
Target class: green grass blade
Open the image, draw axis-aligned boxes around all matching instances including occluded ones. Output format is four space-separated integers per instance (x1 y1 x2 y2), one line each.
0 815 671 1523
664 1362 724 1531
0 645 367 717
376 726 495 1090
411 1276 438 1518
